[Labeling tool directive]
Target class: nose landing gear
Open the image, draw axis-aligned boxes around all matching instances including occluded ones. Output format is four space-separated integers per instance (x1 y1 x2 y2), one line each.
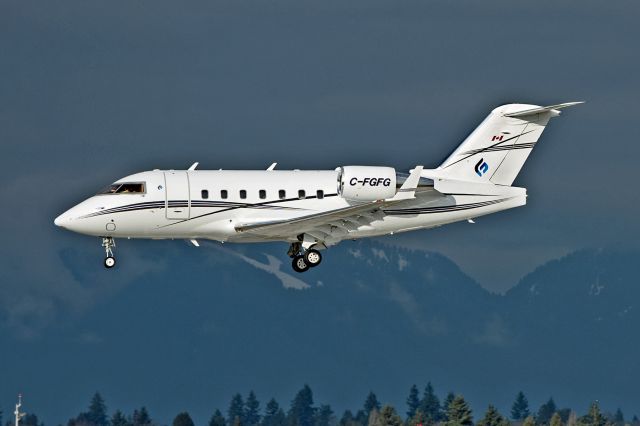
102 237 116 269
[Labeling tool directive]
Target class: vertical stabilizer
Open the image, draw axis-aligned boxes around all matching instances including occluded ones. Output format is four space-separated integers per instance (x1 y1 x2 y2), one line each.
437 102 582 186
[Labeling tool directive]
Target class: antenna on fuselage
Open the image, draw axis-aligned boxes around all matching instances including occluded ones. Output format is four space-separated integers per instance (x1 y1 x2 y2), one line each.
15 394 26 426
188 162 199 171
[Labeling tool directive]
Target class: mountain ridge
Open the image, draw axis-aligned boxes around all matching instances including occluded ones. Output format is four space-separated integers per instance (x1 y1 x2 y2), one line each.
0 241 637 425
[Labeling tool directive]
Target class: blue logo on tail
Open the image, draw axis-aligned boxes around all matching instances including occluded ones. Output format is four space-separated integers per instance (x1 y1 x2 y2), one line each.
474 158 489 177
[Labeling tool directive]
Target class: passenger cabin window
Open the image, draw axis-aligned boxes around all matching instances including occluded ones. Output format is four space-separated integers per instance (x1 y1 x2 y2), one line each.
201 190 209 199
259 190 266 199
298 190 306 199
98 182 145 195
316 190 324 199
279 190 286 199
221 190 228 199
240 190 247 199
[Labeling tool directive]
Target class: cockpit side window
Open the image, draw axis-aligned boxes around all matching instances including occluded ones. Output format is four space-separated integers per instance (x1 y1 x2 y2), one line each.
117 183 145 193
98 184 122 194
97 182 146 195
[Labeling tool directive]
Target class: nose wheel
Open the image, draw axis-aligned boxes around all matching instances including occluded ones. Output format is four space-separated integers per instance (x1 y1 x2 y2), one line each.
104 256 116 268
102 237 116 269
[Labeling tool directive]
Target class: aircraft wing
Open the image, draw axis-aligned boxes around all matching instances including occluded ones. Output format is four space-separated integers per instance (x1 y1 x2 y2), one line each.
235 166 423 244
235 201 386 236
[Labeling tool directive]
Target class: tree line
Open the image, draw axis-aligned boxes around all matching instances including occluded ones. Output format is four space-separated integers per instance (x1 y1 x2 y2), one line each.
3 385 638 426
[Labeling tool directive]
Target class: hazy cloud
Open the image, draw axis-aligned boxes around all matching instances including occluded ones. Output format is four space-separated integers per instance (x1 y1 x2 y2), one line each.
473 314 511 347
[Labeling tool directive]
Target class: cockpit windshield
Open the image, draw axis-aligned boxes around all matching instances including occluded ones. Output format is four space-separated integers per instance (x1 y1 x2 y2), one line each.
97 182 146 195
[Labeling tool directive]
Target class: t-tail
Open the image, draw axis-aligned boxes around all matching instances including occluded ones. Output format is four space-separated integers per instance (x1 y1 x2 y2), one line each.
428 102 583 186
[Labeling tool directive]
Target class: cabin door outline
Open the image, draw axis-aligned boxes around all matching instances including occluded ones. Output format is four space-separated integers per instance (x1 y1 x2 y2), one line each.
164 171 190 220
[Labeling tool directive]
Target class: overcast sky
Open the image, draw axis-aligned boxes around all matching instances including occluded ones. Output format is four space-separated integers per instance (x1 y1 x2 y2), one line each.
1 0 639 375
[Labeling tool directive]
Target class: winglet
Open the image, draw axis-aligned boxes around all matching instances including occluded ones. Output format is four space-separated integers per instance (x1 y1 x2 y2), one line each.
390 166 424 201
503 101 585 118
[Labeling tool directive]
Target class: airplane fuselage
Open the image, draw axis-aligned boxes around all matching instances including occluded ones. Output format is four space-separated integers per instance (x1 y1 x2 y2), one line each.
55 169 524 244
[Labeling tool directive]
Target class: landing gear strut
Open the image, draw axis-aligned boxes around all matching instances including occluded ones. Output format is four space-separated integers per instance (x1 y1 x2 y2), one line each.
102 237 116 269
288 242 322 273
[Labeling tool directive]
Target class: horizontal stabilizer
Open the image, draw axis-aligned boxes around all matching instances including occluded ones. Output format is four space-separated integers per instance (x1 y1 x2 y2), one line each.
431 177 523 196
391 165 424 200
503 101 584 118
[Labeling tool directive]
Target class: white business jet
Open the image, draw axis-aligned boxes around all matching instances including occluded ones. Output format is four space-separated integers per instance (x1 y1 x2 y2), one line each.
55 102 582 272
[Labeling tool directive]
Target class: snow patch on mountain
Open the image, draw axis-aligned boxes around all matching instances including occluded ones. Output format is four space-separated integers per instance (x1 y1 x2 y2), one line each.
230 251 311 290
398 255 409 271
349 248 363 259
589 276 605 296
371 248 389 262
529 283 540 296
618 306 632 317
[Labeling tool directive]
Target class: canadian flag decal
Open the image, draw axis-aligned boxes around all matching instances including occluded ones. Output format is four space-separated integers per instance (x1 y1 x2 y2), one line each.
492 135 504 141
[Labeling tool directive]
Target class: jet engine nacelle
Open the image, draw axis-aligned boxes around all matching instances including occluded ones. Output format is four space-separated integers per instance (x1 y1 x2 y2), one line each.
337 166 397 201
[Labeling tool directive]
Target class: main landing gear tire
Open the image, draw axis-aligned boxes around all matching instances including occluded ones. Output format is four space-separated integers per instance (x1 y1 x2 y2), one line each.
104 256 116 269
304 249 322 267
292 255 310 273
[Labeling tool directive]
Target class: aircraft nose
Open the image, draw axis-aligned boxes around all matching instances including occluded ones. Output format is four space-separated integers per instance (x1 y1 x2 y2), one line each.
54 215 61 226
54 212 69 227
54 198 104 235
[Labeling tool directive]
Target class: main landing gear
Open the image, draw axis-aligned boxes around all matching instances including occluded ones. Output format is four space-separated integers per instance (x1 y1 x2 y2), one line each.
102 237 116 269
288 241 322 273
